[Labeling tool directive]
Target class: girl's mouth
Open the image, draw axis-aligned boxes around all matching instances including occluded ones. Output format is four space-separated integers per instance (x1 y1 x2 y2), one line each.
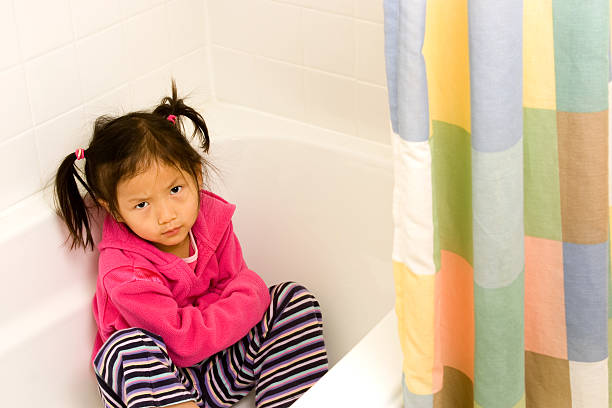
163 227 180 236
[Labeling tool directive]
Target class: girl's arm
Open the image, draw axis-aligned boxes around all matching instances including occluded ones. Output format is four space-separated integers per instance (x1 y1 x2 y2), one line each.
106 222 270 367
196 221 267 309
108 265 269 367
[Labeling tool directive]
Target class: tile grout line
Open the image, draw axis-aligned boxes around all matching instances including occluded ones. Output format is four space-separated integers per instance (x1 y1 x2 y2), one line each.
203 0 218 102
267 0 383 25
10 0 43 197
211 43 387 89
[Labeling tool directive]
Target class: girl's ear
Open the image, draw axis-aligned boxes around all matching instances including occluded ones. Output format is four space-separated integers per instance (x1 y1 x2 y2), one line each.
97 199 110 213
196 164 203 190
97 199 124 222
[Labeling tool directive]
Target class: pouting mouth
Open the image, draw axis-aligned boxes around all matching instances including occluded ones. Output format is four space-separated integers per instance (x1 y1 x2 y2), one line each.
162 226 181 235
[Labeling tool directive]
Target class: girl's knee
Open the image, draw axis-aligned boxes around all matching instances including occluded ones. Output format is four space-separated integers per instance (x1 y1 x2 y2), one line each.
271 281 308 296
272 281 321 310
93 328 166 374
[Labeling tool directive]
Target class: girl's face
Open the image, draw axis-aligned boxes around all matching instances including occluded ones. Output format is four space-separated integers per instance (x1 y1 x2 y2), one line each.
112 162 201 257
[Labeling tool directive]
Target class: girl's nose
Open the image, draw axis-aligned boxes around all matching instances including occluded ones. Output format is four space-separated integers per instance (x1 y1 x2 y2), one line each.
157 202 176 225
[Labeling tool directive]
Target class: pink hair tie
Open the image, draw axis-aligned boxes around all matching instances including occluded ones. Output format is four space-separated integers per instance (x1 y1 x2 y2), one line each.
167 114 177 124
75 148 85 160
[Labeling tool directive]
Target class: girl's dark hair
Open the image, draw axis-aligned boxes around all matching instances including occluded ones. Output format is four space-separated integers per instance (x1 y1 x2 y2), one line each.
54 79 219 251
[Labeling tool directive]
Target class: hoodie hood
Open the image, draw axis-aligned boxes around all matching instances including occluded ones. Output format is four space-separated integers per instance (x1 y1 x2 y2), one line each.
97 189 236 267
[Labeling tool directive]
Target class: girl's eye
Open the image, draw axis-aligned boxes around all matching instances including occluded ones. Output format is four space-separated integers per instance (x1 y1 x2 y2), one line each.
170 185 182 194
135 202 148 209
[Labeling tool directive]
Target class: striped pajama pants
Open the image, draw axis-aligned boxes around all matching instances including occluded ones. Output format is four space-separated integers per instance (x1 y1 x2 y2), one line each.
93 282 329 408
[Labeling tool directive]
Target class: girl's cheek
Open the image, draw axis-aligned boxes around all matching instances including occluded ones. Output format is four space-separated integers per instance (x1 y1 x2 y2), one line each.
133 211 147 224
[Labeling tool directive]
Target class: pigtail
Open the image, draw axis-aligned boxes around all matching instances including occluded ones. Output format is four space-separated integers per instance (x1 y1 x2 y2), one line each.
54 151 95 250
153 79 210 153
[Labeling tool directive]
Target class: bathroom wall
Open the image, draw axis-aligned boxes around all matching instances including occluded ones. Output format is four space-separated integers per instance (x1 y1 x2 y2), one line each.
0 0 214 212
0 0 391 214
207 0 391 145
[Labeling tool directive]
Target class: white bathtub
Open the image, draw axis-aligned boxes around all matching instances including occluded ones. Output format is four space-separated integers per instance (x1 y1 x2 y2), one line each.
0 103 401 407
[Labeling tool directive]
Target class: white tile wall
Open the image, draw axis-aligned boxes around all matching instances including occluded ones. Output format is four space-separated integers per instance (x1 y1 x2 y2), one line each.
302 9 355 76
0 0 21 71
14 0 74 60
282 0 354 16
70 0 122 39
1 0 390 212
83 85 133 123
253 57 305 121
170 48 213 107
34 107 88 187
0 66 32 143
75 25 128 102
130 64 174 110
0 0 214 213
25 45 83 125
210 0 390 144
166 0 209 60
123 6 172 80
212 47 259 107
256 1 303 64
356 20 387 86
355 0 384 23
304 69 356 135
0 131 40 210
207 0 261 54
356 82 391 144
120 0 166 19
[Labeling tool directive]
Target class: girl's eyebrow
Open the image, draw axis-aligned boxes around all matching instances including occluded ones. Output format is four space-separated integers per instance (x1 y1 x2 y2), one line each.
127 176 183 203
128 195 151 203
165 176 182 189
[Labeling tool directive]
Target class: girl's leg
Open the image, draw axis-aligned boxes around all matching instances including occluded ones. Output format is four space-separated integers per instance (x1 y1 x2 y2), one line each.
252 282 329 407
93 328 201 408
198 282 329 408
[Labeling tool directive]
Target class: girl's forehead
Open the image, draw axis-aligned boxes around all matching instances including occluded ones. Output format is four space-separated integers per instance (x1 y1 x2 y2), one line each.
117 163 188 197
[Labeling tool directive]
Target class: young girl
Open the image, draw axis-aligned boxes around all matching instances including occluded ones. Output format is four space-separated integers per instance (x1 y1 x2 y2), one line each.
54 82 329 408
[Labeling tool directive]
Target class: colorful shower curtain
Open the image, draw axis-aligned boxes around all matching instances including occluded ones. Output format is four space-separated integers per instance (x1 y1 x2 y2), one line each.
384 0 610 406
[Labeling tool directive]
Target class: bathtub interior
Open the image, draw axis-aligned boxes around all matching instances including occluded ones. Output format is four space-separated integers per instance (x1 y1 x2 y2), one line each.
208 135 395 367
0 104 395 407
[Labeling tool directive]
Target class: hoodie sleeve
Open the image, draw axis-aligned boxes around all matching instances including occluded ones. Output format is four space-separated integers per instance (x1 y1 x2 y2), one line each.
105 221 270 368
195 221 271 330
209 221 270 301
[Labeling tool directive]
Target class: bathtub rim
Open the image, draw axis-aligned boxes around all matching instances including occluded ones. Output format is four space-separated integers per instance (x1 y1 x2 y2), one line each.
0 102 392 245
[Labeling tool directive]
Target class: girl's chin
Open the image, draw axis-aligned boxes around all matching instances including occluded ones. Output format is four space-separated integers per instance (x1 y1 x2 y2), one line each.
152 231 189 253
164 232 188 245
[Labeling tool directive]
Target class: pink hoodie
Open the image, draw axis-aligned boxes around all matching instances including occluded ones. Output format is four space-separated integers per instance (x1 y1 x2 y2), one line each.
91 190 271 367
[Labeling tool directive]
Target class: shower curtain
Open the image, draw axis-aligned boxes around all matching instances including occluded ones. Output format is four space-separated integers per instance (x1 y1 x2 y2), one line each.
384 0 610 406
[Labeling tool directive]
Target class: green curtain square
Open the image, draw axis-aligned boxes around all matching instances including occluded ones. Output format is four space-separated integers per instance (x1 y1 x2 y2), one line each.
431 120 473 267
523 107 562 241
